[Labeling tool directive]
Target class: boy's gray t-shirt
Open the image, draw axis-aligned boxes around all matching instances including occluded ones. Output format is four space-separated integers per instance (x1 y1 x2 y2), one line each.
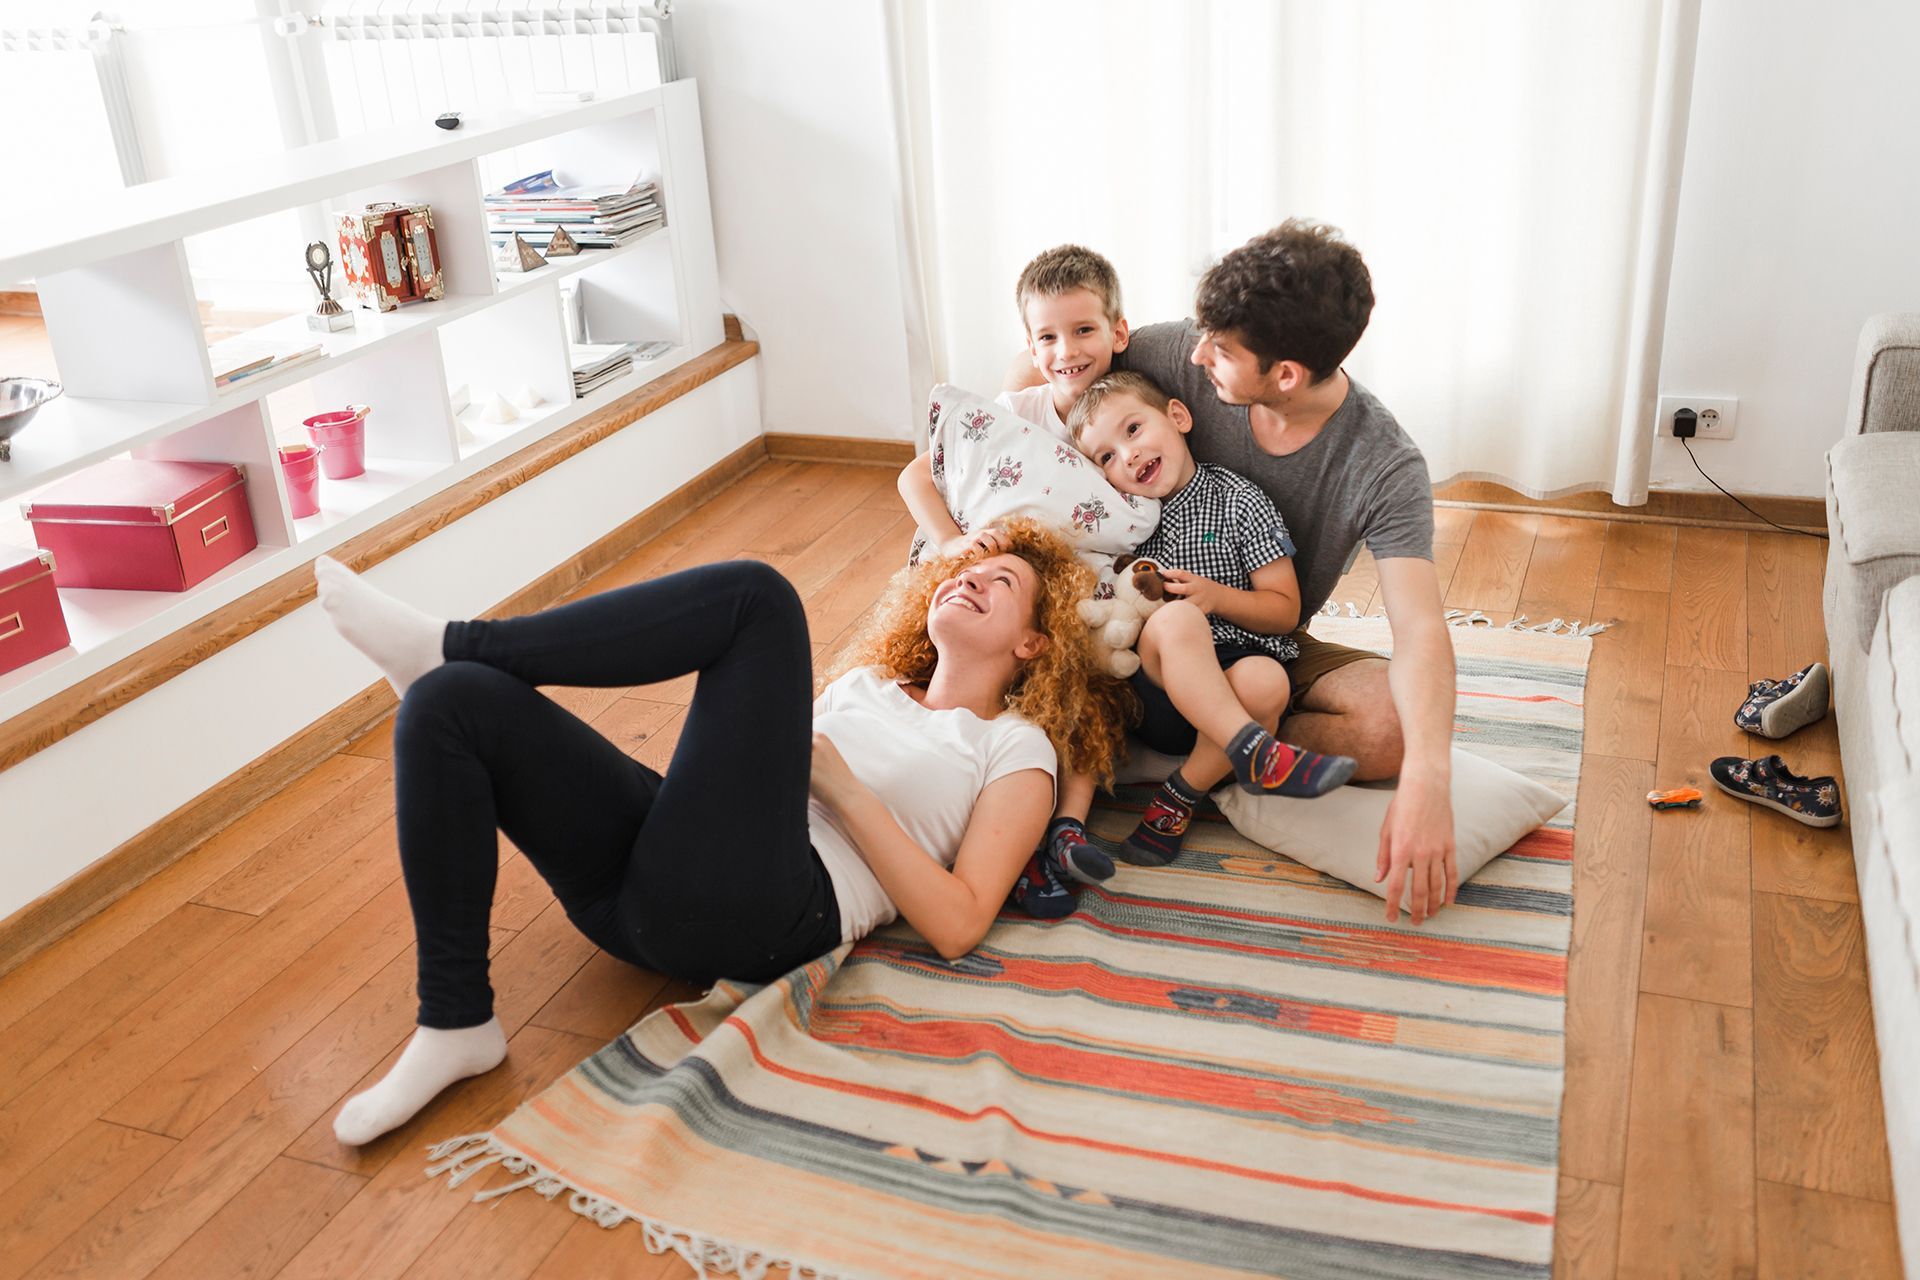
1117 321 1435 622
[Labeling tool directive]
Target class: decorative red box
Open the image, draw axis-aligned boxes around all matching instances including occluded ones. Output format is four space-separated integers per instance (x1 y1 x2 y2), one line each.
22 460 257 592
0 549 70 675
336 202 444 311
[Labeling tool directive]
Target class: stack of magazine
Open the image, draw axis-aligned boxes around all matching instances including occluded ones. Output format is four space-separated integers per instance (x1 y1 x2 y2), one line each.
485 171 664 250
570 342 635 397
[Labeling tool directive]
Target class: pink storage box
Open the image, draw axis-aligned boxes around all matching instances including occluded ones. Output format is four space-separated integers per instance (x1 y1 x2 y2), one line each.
0 548 71 675
23 460 258 592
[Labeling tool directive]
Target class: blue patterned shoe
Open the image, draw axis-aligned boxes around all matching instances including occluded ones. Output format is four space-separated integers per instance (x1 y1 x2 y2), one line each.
1011 852 1076 918
1709 754 1842 828
1733 662 1829 739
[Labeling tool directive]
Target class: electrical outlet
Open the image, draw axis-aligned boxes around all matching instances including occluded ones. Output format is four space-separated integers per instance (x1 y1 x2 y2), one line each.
1657 395 1738 440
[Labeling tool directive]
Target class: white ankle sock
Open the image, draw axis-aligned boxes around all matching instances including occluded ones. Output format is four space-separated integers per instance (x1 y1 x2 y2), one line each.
333 1018 507 1146
314 556 446 696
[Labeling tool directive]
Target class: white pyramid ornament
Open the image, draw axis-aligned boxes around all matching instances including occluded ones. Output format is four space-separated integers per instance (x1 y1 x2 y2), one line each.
480 392 519 425
495 233 547 273
510 384 545 411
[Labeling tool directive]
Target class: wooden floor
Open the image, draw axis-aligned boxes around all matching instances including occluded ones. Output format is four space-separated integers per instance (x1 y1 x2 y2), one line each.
0 465 1902 1279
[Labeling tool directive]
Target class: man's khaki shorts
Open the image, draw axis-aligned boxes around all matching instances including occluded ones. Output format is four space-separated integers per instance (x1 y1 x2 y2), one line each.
1284 629 1385 712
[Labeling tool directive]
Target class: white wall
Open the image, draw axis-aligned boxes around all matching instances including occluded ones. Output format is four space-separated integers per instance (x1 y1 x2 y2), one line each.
674 0 919 443
1652 0 1920 499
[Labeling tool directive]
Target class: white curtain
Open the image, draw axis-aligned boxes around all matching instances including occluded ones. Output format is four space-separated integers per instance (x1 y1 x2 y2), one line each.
885 0 1700 502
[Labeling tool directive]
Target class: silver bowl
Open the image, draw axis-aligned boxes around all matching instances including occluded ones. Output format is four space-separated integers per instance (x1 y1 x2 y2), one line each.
0 377 62 461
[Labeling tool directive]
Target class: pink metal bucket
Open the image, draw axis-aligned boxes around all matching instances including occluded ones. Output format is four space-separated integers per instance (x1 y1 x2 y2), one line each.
277 443 321 518
303 405 369 479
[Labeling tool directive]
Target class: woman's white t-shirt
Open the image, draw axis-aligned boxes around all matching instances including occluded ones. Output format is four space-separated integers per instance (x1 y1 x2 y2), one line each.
810 666 1057 943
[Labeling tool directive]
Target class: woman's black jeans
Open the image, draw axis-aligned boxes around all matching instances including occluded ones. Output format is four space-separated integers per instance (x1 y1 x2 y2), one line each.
393 559 840 1028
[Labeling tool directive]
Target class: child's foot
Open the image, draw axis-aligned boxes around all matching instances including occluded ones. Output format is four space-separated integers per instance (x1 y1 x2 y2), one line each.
332 1018 507 1145
1119 773 1202 866
1012 852 1076 919
1225 723 1357 798
1734 661 1829 739
1043 817 1115 885
314 556 447 696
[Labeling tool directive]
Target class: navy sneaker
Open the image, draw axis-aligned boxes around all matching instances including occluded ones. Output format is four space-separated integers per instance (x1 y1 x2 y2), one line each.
1043 818 1116 885
1011 852 1076 918
1734 662 1829 739
1709 754 1842 828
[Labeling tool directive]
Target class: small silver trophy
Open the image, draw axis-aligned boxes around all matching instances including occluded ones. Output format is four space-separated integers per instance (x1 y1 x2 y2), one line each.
305 241 355 332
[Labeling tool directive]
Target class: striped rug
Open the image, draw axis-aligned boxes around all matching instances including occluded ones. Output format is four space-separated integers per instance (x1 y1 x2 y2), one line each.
428 616 1589 1279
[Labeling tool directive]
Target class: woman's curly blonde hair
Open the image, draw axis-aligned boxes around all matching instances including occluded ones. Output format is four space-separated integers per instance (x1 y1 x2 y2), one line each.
823 518 1134 788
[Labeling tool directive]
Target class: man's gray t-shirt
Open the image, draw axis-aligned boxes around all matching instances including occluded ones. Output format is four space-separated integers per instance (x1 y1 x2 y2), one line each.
1117 321 1434 623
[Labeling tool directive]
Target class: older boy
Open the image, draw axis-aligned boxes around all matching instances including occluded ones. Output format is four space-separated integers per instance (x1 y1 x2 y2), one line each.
1070 372 1356 865
899 245 1130 557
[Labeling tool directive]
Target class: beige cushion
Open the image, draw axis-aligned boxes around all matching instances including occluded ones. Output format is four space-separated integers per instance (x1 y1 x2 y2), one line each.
1829 434 1920 649
1206 747 1567 909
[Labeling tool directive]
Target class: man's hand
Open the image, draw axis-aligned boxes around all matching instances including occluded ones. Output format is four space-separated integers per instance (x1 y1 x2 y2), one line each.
1157 567 1229 616
1375 771 1457 924
940 527 1011 559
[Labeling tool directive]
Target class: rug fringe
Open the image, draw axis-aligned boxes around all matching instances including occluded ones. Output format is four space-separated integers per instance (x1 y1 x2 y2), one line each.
1320 601 1610 637
423 1134 844 1280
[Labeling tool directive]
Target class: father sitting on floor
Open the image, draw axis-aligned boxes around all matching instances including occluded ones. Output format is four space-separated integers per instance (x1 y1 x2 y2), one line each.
1008 219 1459 923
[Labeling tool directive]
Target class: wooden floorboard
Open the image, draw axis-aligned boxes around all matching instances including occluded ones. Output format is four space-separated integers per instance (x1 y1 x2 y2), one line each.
1751 892 1894 1201
1553 1175 1622 1280
0 465 1888 1280
1515 515 1605 626
1666 527 1748 671
1754 1180 1905 1278
1639 665 1753 1007
1616 993 1757 1279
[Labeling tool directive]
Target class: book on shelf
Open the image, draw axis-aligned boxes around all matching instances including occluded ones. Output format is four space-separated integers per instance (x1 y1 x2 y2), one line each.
486 170 665 250
208 336 323 388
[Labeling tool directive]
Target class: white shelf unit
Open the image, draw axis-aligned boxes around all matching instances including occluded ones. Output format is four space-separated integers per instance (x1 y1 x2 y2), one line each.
0 84 722 723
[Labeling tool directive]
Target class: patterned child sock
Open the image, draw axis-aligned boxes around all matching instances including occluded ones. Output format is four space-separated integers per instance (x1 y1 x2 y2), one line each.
1012 852 1076 919
1043 817 1115 885
1120 772 1203 867
1225 722 1358 798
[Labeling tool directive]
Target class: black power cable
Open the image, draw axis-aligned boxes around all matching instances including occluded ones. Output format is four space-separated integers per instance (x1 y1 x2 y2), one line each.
1679 436 1827 541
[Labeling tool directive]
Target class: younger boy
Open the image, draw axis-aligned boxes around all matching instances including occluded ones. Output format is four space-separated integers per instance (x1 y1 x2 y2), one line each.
897 244 1130 557
1063 371 1355 866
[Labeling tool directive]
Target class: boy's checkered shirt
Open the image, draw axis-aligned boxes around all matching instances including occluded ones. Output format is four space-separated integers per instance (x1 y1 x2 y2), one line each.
1135 462 1300 661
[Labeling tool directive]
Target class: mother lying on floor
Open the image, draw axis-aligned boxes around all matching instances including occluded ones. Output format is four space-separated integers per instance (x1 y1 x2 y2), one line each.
309 517 1126 1146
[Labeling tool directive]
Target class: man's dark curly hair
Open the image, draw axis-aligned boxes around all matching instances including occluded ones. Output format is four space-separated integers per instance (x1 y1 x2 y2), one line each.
1194 220 1374 383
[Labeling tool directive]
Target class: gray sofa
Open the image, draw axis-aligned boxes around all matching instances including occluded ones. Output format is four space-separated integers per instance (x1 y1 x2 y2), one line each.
1825 312 1920 1274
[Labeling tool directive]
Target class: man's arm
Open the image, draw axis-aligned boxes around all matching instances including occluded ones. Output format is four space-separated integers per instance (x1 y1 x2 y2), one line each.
1372 555 1457 924
1003 349 1044 393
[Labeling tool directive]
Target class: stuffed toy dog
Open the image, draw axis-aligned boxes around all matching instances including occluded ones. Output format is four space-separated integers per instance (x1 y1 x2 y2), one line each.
1078 554 1170 678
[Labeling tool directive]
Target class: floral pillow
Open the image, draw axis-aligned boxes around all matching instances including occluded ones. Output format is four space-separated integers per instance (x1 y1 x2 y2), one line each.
909 385 1159 565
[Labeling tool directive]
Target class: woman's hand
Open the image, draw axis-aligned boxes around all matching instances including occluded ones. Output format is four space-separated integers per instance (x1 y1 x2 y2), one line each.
810 732 869 811
940 526 1011 559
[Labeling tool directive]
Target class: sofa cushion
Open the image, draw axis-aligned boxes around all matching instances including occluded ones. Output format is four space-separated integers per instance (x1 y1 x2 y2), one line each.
1829 433 1920 649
